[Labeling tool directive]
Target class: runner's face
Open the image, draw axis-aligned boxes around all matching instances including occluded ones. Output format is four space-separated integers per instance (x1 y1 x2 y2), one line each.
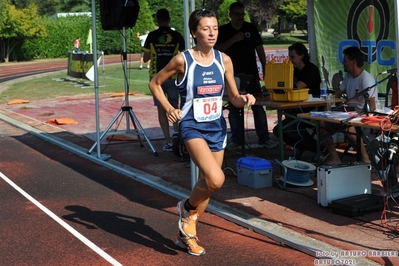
193 17 218 47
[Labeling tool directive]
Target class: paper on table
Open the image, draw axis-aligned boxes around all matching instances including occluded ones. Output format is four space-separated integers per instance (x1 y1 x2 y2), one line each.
351 116 364 122
310 111 357 121
304 98 323 102
377 107 393 115
304 95 323 102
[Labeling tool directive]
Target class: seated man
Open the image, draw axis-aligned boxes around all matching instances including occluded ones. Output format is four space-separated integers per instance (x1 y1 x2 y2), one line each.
322 46 376 165
272 42 321 157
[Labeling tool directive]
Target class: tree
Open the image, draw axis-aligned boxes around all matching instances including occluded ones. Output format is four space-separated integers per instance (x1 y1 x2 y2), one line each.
217 0 254 26
97 0 155 55
0 0 7 33
203 0 224 13
206 0 283 32
132 0 155 35
147 0 188 35
278 0 307 31
241 0 284 32
7 0 92 19
36 0 59 16
59 0 91 12
0 3 47 62
9 0 35 9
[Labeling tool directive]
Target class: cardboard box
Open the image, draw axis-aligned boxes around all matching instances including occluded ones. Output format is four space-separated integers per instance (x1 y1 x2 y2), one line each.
317 163 372 207
236 157 272 189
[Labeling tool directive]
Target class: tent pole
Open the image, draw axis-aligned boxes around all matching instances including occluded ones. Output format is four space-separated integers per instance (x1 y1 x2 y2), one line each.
307 0 317 65
186 0 198 189
183 0 190 49
395 0 399 105
90 0 110 160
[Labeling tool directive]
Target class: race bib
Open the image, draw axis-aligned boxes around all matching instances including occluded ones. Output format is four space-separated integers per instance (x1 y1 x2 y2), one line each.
193 96 222 122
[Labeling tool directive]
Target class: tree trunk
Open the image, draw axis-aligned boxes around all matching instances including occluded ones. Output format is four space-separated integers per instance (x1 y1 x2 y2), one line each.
0 39 5 63
277 16 281 35
0 39 11 63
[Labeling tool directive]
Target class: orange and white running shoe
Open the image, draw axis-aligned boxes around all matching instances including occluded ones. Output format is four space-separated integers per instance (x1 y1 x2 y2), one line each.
175 234 206 256
177 200 198 238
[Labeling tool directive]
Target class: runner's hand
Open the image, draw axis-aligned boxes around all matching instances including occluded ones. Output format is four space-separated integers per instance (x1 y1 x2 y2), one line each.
167 108 182 123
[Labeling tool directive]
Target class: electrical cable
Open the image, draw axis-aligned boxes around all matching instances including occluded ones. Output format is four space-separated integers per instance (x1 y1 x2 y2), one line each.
369 72 399 236
223 166 237 176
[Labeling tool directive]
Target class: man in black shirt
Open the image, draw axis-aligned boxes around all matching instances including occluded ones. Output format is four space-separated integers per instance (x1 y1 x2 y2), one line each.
273 42 321 157
143 9 185 152
215 2 277 150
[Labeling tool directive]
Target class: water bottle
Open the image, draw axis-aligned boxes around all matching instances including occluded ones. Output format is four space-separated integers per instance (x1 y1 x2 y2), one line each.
320 79 327 99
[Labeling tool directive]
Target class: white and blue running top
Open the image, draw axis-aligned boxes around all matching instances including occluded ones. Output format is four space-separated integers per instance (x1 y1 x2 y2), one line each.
176 49 227 151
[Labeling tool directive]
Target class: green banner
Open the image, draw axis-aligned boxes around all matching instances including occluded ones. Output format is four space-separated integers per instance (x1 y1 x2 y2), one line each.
313 0 396 91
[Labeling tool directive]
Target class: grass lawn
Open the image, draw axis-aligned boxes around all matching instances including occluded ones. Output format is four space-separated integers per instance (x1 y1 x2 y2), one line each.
0 61 151 104
262 31 308 47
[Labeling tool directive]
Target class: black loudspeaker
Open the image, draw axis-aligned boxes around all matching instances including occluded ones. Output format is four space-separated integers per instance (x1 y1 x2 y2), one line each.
99 0 140 30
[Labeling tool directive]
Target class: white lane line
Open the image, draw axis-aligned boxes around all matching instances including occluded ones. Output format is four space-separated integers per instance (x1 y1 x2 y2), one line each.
0 172 122 266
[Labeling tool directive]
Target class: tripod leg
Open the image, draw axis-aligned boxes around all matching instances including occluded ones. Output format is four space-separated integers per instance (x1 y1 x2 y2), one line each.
88 109 124 154
128 109 158 156
127 112 144 147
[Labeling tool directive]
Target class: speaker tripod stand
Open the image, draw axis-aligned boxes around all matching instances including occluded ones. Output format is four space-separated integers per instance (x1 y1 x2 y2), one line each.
88 27 158 156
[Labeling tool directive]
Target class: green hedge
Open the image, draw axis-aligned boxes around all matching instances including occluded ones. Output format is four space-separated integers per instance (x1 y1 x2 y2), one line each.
10 15 146 61
9 0 157 61
16 16 90 60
